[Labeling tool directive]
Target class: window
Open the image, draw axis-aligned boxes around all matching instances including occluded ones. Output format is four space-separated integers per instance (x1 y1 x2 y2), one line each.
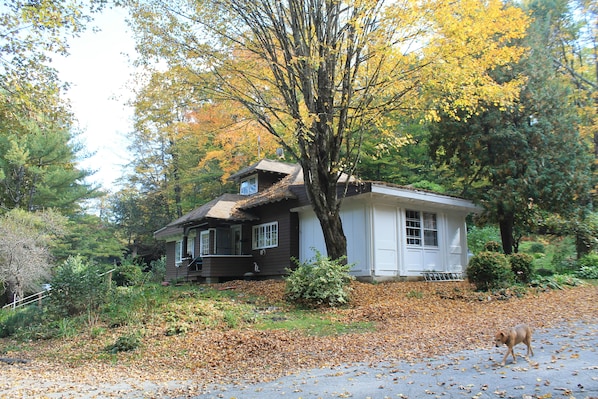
406 210 438 247
240 174 258 195
175 236 195 265
200 230 212 256
175 239 183 266
406 210 421 245
423 213 438 246
252 221 278 249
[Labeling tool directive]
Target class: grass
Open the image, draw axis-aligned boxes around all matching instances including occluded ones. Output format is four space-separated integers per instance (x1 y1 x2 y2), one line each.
520 236 577 274
254 309 374 336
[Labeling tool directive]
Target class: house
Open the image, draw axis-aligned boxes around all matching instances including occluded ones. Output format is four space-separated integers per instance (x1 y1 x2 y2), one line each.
154 159 481 283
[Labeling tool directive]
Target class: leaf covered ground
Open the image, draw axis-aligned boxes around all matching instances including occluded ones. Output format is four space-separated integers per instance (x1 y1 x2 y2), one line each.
1 280 597 398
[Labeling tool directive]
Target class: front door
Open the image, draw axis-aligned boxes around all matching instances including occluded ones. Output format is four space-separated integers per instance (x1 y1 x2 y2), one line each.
231 225 242 255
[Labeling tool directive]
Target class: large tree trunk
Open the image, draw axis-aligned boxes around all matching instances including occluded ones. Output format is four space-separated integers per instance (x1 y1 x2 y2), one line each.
498 211 515 255
299 159 348 261
314 205 347 261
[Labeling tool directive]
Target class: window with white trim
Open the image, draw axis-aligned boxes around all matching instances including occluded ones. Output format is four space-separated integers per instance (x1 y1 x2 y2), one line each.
240 174 258 195
175 239 183 266
200 230 211 256
252 221 278 249
405 210 438 247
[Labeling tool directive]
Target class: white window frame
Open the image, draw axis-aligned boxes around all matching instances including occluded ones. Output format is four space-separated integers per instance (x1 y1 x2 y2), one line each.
240 174 258 195
423 212 438 247
200 229 213 256
252 221 278 249
406 210 438 248
175 239 183 266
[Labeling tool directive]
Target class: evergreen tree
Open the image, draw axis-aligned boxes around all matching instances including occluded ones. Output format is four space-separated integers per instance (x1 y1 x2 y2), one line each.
429 6 594 254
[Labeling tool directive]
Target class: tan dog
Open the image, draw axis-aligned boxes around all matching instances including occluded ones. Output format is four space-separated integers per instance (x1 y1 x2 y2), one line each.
494 324 534 365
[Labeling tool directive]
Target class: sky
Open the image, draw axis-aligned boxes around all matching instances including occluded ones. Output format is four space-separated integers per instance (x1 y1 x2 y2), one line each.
52 7 136 192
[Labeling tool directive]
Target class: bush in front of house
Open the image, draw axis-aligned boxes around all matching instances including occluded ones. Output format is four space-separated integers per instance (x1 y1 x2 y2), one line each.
467 251 514 291
285 250 354 308
575 253 598 279
509 253 534 283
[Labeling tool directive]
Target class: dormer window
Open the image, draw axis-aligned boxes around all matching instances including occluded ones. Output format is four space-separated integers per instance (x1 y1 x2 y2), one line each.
240 174 258 195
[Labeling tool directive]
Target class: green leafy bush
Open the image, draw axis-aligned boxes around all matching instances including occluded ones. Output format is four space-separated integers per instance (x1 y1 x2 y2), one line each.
509 253 534 283
149 256 166 282
529 243 545 254
576 266 598 279
0 306 44 338
575 253 598 279
577 253 598 268
484 241 502 252
467 251 514 291
467 225 501 254
104 333 141 353
285 250 354 308
113 257 144 287
48 256 111 318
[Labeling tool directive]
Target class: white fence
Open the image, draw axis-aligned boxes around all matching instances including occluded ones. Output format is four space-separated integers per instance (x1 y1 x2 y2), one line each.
2 268 115 311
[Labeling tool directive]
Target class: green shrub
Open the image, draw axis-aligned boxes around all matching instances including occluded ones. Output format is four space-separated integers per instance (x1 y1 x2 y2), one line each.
577 253 598 268
0 306 44 338
113 257 144 287
467 225 501 254
484 241 502 252
576 266 598 279
149 256 166 282
48 256 111 318
467 251 514 291
529 243 545 254
536 267 554 277
104 333 141 353
575 253 598 279
509 253 534 283
285 250 354 308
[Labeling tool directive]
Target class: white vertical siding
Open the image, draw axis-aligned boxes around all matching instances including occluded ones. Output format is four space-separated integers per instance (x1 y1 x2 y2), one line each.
372 205 399 276
297 196 473 279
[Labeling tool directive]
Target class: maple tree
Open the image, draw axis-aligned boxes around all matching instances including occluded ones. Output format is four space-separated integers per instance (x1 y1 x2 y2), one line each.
126 0 529 261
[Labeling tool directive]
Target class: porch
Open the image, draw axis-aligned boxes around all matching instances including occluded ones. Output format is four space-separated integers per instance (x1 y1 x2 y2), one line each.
185 255 255 282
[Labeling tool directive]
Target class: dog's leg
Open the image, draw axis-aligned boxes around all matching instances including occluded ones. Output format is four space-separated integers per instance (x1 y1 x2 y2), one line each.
501 347 513 365
525 340 533 357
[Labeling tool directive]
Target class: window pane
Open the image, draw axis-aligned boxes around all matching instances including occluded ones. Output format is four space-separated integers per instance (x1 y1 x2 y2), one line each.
406 210 421 246
423 213 438 247
253 222 278 249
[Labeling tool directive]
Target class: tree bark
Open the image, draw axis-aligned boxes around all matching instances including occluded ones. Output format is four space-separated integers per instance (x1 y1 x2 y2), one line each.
498 211 514 255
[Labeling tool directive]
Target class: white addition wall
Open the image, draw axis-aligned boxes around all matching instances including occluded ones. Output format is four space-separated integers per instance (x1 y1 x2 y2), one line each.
297 202 369 276
297 197 472 279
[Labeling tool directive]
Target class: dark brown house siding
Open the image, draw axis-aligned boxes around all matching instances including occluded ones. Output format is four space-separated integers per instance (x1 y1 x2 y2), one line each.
249 200 299 277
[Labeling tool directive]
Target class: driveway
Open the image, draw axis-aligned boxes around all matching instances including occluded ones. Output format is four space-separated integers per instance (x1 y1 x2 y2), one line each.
194 320 598 399
1 320 596 398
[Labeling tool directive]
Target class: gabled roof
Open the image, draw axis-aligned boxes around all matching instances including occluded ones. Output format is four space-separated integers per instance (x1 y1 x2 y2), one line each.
239 164 303 209
153 193 258 239
229 159 297 182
